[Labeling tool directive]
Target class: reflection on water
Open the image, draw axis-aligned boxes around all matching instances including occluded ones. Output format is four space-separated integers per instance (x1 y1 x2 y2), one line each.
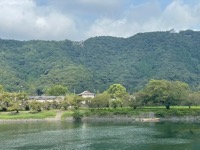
0 121 200 150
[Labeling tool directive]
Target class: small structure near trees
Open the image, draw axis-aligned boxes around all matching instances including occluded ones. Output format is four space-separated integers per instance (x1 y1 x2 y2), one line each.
28 96 64 102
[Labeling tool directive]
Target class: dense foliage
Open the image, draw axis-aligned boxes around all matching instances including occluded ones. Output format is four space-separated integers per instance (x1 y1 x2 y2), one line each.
46 85 68 96
135 80 190 109
0 30 200 94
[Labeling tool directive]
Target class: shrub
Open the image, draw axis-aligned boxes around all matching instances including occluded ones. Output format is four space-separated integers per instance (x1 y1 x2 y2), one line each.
72 110 83 121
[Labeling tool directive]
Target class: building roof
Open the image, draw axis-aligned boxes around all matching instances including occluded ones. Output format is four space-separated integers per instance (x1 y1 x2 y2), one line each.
78 91 95 96
29 96 57 100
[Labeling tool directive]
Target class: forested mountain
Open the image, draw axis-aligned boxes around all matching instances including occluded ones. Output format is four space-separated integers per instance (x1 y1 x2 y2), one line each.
0 30 200 94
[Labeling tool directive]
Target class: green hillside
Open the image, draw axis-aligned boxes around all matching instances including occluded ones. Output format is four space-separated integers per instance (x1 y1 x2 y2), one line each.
0 30 200 94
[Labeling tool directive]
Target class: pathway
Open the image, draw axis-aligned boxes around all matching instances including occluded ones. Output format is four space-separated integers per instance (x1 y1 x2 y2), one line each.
54 110 64 120
45 110 64 121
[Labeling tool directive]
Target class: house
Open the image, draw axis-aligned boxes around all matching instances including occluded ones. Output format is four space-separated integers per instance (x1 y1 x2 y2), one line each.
78 91 95 98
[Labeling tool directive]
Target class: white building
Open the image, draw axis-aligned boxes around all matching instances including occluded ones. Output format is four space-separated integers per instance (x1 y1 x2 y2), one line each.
78 91 95 98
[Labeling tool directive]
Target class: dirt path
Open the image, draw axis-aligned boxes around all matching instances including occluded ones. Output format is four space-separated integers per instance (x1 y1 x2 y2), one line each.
54 110 64 120
44 110 64 121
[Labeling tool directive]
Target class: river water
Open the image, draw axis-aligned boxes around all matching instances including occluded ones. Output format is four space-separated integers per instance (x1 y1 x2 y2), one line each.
0 120 200 150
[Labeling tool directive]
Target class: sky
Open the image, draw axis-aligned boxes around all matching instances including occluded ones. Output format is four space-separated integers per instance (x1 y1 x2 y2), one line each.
0 0 200 41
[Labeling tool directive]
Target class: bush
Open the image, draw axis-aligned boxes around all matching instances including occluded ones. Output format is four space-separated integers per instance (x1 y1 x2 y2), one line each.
154 110 168 118
97 111 109 117
29 101 42 112
113 111 128 115
72 110 83 121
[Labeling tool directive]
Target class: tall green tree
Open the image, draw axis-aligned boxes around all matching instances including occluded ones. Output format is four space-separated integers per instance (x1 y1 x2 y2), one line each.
7 92 28 113
90 93 110 109
106 84 128 99
110 98 122 109
69 95 84 110
186 92 200 108
142 80 190 109
128 94 142 109
0 92 13 111
29 101 42 112
46 85 68 96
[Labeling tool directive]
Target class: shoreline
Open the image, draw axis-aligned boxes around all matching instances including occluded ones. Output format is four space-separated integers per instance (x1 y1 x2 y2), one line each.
1 116 200 123
0 117 74 123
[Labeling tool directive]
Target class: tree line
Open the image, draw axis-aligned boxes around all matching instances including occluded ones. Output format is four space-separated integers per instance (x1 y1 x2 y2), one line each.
1 79 200 113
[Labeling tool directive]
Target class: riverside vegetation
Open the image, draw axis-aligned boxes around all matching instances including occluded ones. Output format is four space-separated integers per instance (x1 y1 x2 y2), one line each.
1 80 200 121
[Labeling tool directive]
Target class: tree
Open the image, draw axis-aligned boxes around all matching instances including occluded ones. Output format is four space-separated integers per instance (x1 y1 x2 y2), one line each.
29 101 42 112
186 92 200 108
8 101 21 113
90 93 110 109
6 92 27 113
106 84 128 99
46 85 68 96
16 92 29 111
69 96 83 110
110 99 122 109
142 80 190 109
133 90 150 106
60 100 70 110
0 92 12 111
42 101 51 110
128 94 142 109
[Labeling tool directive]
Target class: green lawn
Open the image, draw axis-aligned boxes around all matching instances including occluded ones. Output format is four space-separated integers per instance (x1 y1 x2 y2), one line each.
0 110 56 119
1 106 200 120
61 110 74 119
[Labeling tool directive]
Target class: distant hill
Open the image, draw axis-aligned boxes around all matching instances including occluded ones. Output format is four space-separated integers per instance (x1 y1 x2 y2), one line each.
0 30 200 94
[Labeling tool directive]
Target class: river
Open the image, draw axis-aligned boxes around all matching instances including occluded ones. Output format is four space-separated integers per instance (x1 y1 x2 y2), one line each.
0 120 200 150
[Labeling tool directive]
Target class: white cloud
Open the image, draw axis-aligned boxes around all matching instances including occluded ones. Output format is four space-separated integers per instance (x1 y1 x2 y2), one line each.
0 0 77 40
86 1 162 38
161 1 199 29
86 0 200 38
1 0 200 40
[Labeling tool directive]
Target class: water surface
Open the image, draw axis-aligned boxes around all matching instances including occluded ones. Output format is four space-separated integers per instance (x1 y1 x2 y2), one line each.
0 121 200 150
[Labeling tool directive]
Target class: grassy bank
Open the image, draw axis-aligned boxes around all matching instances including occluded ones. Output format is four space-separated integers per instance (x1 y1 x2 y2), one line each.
1 106 200 120
0 110 56 119
62 106 200 119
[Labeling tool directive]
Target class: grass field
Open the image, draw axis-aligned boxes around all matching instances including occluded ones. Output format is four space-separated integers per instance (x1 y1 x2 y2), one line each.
1 106 200 120
0 110 56 119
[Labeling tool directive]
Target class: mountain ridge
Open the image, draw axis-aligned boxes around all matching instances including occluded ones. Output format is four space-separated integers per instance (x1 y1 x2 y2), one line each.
0 30 199 94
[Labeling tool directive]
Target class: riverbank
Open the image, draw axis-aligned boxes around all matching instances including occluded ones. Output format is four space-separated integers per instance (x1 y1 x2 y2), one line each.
79 116 200 123
1 116 200 123
62 107 200 123
1 107 200 123
0 110 56 121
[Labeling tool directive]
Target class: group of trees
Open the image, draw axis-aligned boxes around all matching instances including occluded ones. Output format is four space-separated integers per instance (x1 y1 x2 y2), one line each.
0 86 28 113
134 80 190 109
46 85 68 96
1 79 200 113
83 80 200 110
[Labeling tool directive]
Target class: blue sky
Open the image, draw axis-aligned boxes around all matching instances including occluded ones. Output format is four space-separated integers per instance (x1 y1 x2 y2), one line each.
0 0 200 41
